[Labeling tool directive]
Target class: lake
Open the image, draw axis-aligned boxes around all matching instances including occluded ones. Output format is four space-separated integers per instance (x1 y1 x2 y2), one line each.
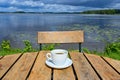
0 13 120 51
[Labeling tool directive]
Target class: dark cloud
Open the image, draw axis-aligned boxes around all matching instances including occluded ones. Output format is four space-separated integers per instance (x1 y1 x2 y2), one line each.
78 0 114 8
32 0 114 8
0 0 120 12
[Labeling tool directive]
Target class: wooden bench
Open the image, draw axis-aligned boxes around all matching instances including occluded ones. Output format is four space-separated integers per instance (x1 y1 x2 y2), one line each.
37 30 84 52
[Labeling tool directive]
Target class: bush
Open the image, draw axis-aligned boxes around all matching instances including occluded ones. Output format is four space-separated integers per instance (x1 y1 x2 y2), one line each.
42 44 59 50
83 48 91 54
104 39 120 55
23 40 36 52
1 40 11 51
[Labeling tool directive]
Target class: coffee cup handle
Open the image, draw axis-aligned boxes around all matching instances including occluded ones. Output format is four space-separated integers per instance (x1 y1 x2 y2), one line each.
46 53 52 61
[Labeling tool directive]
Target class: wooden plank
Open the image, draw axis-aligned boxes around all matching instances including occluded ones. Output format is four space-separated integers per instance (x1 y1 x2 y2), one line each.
28 51 51 80
0 56 2 58
2 52 37 80
38 31 84 43
85 53 120 80
0 54 21 78
0 56 3 60
70 52 100 80
103 57 120 74
53 66 75 80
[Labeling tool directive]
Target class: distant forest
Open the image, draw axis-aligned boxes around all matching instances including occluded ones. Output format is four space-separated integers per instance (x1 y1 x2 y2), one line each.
0 9 120 14
80 9 120 14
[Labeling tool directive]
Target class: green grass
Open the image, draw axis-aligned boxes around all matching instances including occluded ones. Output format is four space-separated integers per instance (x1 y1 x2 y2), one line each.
83 39 120 60
0 40 37 56
103 53 120 60
82 49 120 60
0 49 22 56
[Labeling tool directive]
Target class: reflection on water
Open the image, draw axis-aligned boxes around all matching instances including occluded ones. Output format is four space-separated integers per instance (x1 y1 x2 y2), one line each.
0 13 120 51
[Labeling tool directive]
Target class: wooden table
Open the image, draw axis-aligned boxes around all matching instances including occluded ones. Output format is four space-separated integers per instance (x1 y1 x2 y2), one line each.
0 51 120 80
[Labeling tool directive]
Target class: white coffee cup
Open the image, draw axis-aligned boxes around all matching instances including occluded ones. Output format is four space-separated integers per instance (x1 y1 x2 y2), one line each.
46 49 68 66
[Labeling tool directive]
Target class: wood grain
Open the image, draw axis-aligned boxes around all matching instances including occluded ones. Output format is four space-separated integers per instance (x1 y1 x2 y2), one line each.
85 53 120 80
0 54 21 78
53 66 75 80
28 51 51 80
70 52 100 80
38 31 84 43
0 56 3 60
2 52 37 80
103 57 120 74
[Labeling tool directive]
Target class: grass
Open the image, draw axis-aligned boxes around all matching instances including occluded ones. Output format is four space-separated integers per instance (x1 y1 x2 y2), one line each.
103 53 120 60
0 39 119 61
0 49 22 56
82 39 120 60
82 49 120 60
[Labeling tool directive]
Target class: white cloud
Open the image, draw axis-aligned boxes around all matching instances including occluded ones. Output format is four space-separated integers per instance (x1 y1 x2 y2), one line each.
24 1 44 7
44 4 79 12
11 0 44 7
0 6 22 12
111 3 120 8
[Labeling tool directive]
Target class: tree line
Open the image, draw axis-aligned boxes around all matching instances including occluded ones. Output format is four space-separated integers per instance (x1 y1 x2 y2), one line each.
80 9 120 14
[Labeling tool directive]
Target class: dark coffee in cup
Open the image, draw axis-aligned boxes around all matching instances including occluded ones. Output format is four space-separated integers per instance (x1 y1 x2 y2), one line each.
56 53 64 54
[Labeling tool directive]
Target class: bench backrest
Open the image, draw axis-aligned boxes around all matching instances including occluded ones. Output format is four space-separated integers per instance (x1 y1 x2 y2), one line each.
37 30 84 52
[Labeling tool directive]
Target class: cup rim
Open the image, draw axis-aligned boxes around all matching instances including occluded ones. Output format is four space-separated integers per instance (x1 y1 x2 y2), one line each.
51 49 68 54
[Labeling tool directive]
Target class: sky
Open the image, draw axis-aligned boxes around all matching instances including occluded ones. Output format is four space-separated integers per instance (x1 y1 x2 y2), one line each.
0 0 120 12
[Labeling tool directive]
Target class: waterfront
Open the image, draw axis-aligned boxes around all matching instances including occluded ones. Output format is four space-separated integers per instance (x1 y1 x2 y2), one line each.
0 13 120 51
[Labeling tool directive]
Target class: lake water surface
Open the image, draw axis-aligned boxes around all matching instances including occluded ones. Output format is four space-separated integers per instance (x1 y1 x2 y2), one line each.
0 13 120 51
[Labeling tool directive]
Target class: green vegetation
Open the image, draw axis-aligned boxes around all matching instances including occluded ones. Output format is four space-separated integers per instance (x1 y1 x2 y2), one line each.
1 9 120 14
14 11 25 13
0 40 37 56
0 40 22 56
0 38 119 60
1 40 11 51
23 40 36 52
42 44 59 50
81 9 120 14
0 40 58 56
83 38 120 60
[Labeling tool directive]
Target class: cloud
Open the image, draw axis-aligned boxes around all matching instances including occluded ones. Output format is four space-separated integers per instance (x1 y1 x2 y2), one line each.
0 6 22 12
108 0 120 9
0 0 120 12
11 0 44 7
33 0 114 8
44 4 77 12
111 3 120 9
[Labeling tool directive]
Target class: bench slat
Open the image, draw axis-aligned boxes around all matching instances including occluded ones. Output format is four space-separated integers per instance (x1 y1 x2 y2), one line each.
70 52 100 80
54 66 75 80
28 51 51 80
0 56 3 60
0 54 21 78
2 52 37 80
0 56 2 58
103 57 120 74
38 31 84 43
85 53 120 80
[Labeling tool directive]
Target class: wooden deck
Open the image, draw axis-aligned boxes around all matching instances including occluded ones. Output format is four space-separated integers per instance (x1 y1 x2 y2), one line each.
0 51 120 80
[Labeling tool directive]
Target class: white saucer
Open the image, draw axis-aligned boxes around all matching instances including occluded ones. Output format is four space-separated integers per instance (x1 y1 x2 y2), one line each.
45 58 72 69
